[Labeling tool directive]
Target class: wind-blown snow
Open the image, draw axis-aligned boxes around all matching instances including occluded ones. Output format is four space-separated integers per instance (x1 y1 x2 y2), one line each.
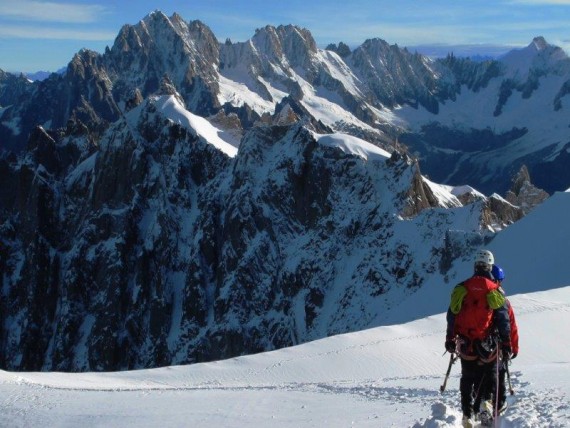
217 73 279 115
1 191 569 427
64 153 97 191
153 95 239 157
422 178 463 208
449 185 485 199
485 191 570 294
317 49 365 99
314 132 391 161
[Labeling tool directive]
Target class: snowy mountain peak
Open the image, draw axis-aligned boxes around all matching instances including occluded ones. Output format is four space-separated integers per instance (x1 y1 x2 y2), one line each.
134 10 182 42
151 94 238 156
4 11 570 195
169 11 186 26
141 9 171 26
500 36 569 78
531 36 548 51
2 9 569 375
361 37 391 50
250 24 317 67
529 36 568 61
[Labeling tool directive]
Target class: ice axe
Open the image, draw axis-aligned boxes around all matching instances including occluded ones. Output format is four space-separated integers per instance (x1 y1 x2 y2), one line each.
505 358 515 395
440 352 458 393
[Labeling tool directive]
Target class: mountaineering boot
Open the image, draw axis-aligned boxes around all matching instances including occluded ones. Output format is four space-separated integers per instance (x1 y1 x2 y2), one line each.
462 414 475 428
478 400 493 427
498 399 508 414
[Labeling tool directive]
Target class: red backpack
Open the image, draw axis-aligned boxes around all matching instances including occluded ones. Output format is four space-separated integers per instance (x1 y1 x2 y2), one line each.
454 276 500 340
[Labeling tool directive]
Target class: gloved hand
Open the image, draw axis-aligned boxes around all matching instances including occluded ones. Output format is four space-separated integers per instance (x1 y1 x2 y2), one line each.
501 342 512 359
511 352 517 360
445 338 456 353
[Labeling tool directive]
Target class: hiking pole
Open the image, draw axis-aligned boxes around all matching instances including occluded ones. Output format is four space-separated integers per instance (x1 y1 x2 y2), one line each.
495 348 501 422
505 359 515 395
440 352 458 393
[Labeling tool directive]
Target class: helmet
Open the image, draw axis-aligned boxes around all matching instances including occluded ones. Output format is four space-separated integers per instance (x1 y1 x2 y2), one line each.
474 249 494 266
492 264 505 281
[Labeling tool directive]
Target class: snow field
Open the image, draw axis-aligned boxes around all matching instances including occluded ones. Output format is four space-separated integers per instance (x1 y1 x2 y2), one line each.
1 286 568 427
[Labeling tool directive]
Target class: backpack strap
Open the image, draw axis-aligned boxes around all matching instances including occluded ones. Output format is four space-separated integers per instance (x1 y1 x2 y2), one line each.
450 283 467 314
487 289 505 309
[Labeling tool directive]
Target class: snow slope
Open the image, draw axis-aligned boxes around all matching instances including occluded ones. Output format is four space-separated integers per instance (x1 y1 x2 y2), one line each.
0 286 568 428
153 95 239 156
381 190 570 326
1 192 569 427
314 131 391 160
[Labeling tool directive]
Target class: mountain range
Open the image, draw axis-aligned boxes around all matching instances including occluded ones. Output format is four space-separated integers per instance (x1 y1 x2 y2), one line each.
0 11 564 371
2 11 569 193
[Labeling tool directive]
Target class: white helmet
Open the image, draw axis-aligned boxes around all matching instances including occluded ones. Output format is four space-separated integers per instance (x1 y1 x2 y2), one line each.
474 249 494 266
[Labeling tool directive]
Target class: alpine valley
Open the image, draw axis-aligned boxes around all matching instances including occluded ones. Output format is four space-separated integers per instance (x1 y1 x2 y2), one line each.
0 11 566 371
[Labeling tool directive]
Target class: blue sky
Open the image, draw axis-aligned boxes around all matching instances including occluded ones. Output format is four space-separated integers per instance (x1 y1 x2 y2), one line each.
1 0 570 72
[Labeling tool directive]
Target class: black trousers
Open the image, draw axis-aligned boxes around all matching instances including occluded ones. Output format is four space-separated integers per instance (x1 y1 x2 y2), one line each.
481 360 507 408
459 358 498 417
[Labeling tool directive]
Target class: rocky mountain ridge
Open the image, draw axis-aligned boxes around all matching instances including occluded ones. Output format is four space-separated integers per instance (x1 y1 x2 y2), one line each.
0 85 527 371
1 12 568 193
0 11 557 371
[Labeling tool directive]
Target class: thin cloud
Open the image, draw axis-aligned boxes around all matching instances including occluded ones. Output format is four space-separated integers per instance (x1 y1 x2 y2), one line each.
0 25 115 41
0 0 108 23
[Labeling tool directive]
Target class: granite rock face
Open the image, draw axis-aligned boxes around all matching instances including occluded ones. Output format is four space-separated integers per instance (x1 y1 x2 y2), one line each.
0 89 509 371
0 12 561 372
505 165 550 214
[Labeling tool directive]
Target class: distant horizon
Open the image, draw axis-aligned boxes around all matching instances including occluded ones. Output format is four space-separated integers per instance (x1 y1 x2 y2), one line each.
1 0 569 73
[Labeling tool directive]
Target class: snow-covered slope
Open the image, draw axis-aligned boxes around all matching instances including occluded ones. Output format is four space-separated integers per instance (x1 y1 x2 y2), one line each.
0 98 518 372
0 287 567 428
397 37 570 194
1 188 568 428
147 94 239 156
2 12 569 194
381 189 570 325
1 10 567 381
500 36 570 80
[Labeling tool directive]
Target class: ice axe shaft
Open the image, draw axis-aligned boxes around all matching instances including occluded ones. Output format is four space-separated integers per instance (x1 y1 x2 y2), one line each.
440 353 458 393
505 359 515 395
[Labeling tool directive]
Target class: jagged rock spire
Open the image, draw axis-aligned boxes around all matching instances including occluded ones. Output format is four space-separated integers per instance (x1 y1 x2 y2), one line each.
505 165 549 214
